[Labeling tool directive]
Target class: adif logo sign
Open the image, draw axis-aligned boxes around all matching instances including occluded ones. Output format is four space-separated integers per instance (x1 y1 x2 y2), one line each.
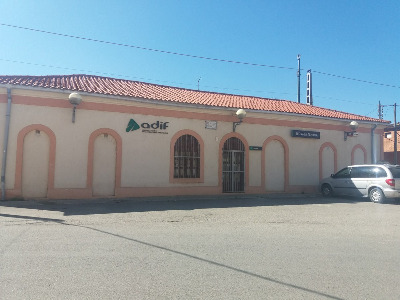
126 119 169 134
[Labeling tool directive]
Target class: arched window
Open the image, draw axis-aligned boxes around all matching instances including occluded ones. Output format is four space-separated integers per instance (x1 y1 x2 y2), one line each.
174 134 200 178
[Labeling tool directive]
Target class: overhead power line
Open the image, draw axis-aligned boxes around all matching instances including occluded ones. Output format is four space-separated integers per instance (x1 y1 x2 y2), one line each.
0 58 189 86
0 57 292 97
0 57 381 109
1 23 399 89
312 70 400 89
0 23 295 70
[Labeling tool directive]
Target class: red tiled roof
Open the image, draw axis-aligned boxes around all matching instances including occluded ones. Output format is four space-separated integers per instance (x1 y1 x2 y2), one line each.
0 74 388 123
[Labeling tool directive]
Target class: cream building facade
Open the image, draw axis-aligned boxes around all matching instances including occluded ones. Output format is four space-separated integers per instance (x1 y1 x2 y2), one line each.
0 75 389 200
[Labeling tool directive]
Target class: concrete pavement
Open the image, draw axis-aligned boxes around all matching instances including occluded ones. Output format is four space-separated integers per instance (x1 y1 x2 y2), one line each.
1 194 399 299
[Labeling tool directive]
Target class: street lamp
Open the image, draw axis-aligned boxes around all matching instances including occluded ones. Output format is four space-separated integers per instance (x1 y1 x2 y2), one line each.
68 92 82 123
344 121 359 141
233 109 246 132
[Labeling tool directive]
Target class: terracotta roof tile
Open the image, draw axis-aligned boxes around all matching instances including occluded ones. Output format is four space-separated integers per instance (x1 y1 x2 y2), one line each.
0 74 388 123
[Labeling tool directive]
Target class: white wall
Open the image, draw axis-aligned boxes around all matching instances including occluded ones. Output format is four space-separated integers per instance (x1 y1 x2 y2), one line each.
0 87 385 198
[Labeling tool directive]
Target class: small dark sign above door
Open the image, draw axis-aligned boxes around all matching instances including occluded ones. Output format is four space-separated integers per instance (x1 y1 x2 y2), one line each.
249 146 262 150
291 130 320 139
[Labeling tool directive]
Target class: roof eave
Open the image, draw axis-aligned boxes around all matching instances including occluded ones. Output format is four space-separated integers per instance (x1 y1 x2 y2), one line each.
0 82 389 125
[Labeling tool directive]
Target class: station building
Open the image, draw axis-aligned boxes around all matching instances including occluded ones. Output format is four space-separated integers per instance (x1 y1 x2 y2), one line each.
0 75 389 200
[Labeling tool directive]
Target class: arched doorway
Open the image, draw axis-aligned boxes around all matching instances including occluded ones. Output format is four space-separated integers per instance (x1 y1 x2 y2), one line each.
222 137 245 192
92 133 117 196
352 145 367 165
319 143 337 180
22 130 50 198
265 139 285 192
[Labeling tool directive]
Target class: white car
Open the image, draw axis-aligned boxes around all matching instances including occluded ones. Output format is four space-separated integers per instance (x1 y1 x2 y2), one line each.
319 164 400 203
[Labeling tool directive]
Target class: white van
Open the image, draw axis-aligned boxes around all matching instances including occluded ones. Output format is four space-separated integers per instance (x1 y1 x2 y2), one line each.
319 164 400 203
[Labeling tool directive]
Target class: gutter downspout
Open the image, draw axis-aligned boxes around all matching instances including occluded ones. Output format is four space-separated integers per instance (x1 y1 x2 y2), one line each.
371 124 377 164
1 88 12 201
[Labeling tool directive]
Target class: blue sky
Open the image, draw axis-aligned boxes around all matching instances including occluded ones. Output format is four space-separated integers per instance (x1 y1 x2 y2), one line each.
0 0 399 122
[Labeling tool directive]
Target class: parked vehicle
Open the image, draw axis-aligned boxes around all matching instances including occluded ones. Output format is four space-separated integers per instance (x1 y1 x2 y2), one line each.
319 164 400 203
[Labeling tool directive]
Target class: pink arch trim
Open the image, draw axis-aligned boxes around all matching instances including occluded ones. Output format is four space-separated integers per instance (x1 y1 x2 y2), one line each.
87 128 122 191
351 144 367 164
262 135 289 191
218 132 249 192
319 142 338 180
169 129 205 183
15 124 56 195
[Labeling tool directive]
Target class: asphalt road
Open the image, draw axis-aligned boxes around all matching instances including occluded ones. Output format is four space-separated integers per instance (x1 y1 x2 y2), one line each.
1 195 400 299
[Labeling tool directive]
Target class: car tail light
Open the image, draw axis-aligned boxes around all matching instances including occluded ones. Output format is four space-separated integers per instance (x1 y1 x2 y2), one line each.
385 179 395 187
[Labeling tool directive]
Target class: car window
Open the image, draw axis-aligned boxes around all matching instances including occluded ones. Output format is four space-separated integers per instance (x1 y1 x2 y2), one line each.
351 166 386 178
388 166 400 178
373 167 387 178
350 167 363 178
334 167 351 178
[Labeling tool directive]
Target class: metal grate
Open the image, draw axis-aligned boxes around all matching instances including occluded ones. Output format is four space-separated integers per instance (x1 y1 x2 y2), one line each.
174 134 200 178
222 137 245 192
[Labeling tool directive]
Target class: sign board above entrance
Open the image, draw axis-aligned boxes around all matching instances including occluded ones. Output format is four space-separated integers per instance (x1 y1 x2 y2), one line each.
205 120 217 130
291 130 320 139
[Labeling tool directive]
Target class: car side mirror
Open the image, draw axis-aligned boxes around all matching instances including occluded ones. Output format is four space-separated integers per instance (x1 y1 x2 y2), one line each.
330 174 335 178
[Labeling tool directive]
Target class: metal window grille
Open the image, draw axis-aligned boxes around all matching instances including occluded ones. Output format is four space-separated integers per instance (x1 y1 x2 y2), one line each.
222 137 245 192
174 134 200 178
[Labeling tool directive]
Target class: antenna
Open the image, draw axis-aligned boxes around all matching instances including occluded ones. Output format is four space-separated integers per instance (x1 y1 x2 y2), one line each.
306 70 313 105
297 54 301 103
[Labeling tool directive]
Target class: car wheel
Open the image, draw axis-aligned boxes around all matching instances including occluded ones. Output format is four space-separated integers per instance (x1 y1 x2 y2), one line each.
369 187 385 203
321 184 333 197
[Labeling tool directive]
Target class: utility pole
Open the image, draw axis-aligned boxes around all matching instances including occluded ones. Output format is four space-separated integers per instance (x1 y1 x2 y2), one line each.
297 54 301 103
382 102 399 164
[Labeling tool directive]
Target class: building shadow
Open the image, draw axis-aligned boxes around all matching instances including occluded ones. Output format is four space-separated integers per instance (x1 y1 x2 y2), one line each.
0 193 380 216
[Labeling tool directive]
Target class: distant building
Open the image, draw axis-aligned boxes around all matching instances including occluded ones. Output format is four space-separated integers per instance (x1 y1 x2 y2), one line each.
0 75 389 199
383 130 400 163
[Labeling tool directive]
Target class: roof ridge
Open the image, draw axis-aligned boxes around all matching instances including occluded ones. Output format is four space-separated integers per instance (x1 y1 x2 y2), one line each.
70 74 290 101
